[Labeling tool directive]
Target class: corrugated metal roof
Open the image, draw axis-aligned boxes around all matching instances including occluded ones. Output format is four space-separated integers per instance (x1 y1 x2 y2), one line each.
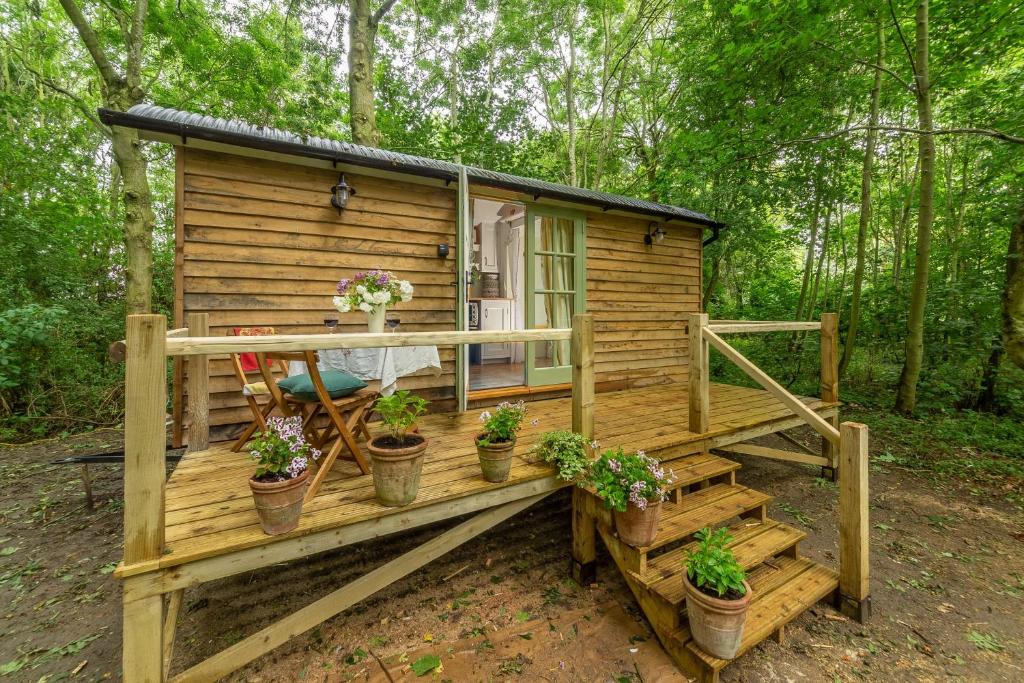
98 104 718 227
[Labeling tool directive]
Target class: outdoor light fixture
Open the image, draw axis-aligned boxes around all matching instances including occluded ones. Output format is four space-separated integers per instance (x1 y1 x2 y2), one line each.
644 223 667 245
437 243 450 258
330 173 354 212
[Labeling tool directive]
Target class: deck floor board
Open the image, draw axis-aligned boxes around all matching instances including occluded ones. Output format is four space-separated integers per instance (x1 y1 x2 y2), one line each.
156 383 836 570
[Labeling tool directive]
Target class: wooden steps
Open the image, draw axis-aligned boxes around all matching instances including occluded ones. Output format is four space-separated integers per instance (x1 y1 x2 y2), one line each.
588 452 840 683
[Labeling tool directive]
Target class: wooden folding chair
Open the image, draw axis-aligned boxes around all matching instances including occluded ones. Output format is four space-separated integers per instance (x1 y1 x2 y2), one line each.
227 327 292 452
257 350 378 500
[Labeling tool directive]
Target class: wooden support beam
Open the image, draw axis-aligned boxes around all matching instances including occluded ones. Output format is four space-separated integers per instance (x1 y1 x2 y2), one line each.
820 313 840 474
688 313 710 434
777 430 819 456
123 580 163 683
185 313 209 453
715 443 830 468
570 313 596 585
109 327 188 363
163 589 184 681
123 314 168 682
170 493 551 683
703 327 840 446
838 422 870 622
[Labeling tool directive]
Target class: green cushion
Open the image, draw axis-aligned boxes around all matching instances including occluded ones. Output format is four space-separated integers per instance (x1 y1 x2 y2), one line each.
278 371 367 401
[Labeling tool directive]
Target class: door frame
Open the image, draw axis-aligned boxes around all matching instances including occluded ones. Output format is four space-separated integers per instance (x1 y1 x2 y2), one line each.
524 203 587 386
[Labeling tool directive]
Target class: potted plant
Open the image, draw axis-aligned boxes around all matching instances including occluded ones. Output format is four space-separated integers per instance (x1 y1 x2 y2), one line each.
532 430 593 484
684 526 751 659
589 447 675 547
476 400 529 482
367 390 429 506
247 416 320 535
333 269 414 333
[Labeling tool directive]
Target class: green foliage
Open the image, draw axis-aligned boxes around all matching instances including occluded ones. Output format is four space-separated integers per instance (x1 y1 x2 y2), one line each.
477 400 528 446
373 390 428 441
532 430 591 484
0 305 65 391
247 416 318 480
686 527 747 599
589 447 674 513
410 654 441 676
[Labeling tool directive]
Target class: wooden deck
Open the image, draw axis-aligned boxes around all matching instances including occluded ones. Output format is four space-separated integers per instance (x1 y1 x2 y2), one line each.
149 382 838 574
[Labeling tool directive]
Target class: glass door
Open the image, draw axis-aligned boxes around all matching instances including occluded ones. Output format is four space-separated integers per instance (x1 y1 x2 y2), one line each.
525 206 586 385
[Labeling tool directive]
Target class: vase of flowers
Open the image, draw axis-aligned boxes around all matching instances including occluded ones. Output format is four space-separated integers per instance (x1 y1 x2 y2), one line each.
333 269 413 333
684 527 751 659
475 401 529 482
589 447 675 547
367 390 429 506
247 416 320 535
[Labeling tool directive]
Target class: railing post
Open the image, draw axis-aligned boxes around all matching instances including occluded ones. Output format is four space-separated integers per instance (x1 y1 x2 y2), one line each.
122 314 167 682
688 313 710 433
570 313 596 585
837 421 870 622
186 312 210 453
820 313 839 479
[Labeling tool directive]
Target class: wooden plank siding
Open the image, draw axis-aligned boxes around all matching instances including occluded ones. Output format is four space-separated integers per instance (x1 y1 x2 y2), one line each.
176 148 704 438
177 148 459 435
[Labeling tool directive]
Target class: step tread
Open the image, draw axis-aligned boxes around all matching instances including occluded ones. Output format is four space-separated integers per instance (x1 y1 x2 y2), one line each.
672 556 839 673
635 519 806 605
633 483 773 552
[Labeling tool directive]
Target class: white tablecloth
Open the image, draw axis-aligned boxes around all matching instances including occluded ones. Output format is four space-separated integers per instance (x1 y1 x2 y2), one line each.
288 346 441 396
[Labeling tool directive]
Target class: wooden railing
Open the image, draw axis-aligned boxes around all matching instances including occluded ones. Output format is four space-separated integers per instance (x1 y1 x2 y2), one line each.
687 312 870 621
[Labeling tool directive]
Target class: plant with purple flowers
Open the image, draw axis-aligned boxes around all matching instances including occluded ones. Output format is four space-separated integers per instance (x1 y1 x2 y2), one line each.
588 447 676 512
248 416 320 482
477 400 528 447
333 269 413 314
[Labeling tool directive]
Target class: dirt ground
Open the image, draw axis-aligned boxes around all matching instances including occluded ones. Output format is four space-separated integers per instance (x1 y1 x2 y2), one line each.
2 424 1023 682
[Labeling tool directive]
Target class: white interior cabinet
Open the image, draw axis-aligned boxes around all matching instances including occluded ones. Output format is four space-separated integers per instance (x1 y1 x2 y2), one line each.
479 222 499 273
480 298 512 361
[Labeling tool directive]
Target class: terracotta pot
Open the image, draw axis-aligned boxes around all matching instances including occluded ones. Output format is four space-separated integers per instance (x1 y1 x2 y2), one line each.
683 573 752 659
368 435 428 506
476 433 516 483
249 468 309 535
613 499 662 547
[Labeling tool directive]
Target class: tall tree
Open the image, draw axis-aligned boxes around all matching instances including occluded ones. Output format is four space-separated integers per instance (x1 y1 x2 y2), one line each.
1005 200 1024 369
348 0 399 146
840 16 885 377
57 0 155 313
894 0 935 414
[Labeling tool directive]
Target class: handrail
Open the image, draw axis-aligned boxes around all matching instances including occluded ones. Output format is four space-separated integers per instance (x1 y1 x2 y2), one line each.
702 327 840 445
708 321 821 334
109 327 189 362
163 328 572 357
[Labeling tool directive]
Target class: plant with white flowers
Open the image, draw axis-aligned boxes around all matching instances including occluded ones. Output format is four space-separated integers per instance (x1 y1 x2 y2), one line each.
333 270 413 314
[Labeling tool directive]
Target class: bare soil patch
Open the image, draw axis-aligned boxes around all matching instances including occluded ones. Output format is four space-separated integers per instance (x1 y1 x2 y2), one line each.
1 425 1022 682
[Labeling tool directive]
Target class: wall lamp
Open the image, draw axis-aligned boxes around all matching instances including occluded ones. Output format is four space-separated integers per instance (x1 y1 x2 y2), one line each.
437 243 450 258
644 223 666 245
330 173 355 212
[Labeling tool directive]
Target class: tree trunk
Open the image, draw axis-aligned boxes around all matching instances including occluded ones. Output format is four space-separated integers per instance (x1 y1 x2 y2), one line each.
1004 200 1024 369
895 0 935 415
795 179 822 321
111 122 156 313
840 18 884 377
348 0 382 147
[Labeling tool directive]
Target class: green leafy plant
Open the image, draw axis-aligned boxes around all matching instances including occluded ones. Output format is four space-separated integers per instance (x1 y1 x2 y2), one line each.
533 430 591 483
477 400 529 446
248 416 320 482
374 390 428 442
686 527 747 599
588 447 675 512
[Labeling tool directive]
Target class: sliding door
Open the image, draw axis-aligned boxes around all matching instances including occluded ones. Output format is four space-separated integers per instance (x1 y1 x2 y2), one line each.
525 206 586 385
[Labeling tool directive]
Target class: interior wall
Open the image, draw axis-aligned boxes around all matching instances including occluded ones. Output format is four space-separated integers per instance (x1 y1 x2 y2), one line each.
176 147 458 439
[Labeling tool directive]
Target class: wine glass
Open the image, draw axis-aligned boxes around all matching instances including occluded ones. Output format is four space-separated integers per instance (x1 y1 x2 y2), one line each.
386 313 400 332
324 316 339 333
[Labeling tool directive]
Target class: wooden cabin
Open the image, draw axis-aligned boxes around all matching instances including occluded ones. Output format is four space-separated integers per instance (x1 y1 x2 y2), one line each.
100 105 869 683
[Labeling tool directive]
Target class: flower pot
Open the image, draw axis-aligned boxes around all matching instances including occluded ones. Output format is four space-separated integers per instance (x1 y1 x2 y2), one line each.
366 306 386 333
368 434 428 506
683 573 752 659
613 499 662 547
249 468 310 535
476 434 516 482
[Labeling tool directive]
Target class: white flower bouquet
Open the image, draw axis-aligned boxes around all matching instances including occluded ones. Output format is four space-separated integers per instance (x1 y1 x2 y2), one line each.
333 269 413 313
